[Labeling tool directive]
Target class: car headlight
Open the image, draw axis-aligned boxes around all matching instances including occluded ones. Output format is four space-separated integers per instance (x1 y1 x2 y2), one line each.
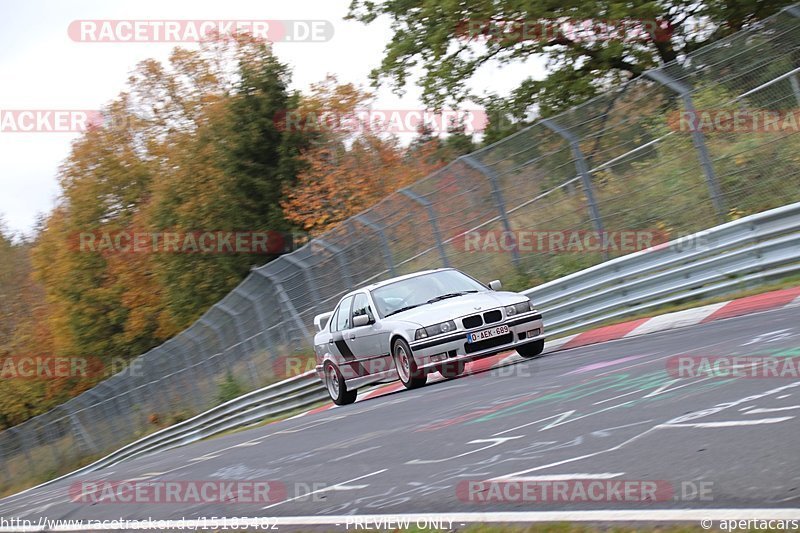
505 301 533 316
415 320 457 340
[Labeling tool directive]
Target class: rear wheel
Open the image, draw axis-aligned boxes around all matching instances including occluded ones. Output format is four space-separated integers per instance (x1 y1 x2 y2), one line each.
437 359 465 379
325 362 357 405
516 339 545 358
393 338 427 389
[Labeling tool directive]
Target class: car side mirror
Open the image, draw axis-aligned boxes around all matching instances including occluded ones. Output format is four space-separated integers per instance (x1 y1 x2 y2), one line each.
352 314 371 327
488 280 502 291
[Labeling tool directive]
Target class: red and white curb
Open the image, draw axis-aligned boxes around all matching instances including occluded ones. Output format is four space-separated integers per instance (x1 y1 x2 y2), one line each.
296 286 800 417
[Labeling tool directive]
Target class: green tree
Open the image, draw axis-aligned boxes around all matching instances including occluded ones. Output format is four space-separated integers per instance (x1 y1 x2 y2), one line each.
347 0 796 134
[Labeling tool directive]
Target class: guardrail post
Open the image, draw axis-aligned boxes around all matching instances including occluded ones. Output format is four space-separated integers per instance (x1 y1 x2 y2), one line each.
400 188 450 267
315 238 354 289
253 268 313 347
353 214 397 276
461 155 521 266
539 118 607 249
644 69 726 221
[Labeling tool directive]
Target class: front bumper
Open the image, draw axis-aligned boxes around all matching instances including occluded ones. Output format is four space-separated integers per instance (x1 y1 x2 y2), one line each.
408 312 545 370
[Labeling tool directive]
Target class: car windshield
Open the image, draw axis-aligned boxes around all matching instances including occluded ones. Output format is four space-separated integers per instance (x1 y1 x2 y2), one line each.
370 270 487 318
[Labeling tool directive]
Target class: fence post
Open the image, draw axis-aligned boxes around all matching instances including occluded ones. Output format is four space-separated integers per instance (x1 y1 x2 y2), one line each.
199 317 233 374
644 69 726 221
218 303 261 385
67 405 98 455
783 5 800 17
253 268 313 347
786 6 800 105
183 329 219 402
283 254 321 304
539 118 607 246
400 188 450 267
315 238 354 290
461 155 520 266
353 214 397 276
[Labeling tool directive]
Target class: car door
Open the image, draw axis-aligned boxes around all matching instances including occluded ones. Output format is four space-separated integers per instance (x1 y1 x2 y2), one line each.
347 292 391 375
329 295 369 381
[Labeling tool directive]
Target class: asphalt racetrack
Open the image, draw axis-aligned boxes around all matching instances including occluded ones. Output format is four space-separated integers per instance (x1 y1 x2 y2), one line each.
1 305 799 528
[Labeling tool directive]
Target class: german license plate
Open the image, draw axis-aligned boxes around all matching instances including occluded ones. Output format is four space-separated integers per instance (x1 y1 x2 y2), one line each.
467 324 510 343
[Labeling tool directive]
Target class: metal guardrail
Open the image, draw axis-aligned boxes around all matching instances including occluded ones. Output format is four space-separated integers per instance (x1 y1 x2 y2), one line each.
524 201 800 338
17 371 327 494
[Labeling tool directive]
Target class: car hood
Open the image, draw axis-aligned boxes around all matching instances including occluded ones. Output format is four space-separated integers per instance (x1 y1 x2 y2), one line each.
386 291 528 326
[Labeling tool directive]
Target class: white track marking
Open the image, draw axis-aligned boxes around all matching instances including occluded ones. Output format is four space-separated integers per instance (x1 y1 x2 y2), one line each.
497 473 624 481
331 445 381 462
658 416 794 428
261 469 387 509
406 436 523 464
743 405 800 414
231 438 263 448
188 453 220 461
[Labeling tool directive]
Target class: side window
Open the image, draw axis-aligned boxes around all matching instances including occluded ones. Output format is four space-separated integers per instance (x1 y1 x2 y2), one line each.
334 296 354 331
328 308 339 332
352 293 374 323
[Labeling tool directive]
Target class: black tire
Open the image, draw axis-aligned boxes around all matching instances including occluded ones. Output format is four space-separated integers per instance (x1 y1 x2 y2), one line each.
437 359 466 379
393 338 427 389
516 339 545 358
324 362 357 405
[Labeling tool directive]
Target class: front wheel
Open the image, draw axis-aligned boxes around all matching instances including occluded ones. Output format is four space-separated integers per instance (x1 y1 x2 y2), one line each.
516 339 545 358
325 362 357 405
393 338 427 389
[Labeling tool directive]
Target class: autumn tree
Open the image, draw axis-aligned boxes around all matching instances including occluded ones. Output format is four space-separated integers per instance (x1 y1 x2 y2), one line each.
280 77 446 235
32 35 308 372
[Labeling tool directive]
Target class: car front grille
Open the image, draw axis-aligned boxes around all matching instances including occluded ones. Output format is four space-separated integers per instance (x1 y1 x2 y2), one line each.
483 310 502 323
464 332 514 354
462 315 483 329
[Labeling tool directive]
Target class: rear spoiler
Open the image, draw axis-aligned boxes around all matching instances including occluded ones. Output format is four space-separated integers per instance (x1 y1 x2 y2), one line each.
313 311 333 332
